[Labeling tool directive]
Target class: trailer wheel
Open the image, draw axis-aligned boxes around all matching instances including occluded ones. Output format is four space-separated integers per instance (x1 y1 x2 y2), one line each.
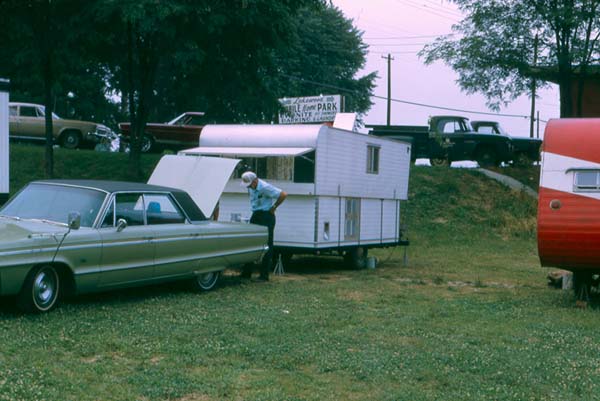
573 271 593 303
344 247 368 269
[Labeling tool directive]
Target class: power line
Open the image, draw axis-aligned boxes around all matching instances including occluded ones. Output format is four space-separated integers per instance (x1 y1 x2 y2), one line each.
364 34 453 40
281 74 531 119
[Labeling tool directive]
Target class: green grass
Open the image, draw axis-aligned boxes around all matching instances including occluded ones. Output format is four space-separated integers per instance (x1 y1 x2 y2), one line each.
1 145 595 401
488 165 541 190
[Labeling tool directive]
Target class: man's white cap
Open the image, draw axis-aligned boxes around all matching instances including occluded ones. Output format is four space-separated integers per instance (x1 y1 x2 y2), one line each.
240 171 257 187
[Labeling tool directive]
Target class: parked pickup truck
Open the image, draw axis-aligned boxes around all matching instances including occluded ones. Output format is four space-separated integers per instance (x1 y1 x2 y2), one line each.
471 120 541 166
368 115 513 167
119 111 206 153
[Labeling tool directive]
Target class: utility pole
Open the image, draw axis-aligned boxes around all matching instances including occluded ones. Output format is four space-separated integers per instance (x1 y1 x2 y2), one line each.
529 34 539 139
382 54 394 126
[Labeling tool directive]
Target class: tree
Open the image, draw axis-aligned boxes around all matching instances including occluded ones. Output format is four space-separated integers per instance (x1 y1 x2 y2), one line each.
91 0 324 178
267 5 376 120
420 0 600 117
0 0 82 177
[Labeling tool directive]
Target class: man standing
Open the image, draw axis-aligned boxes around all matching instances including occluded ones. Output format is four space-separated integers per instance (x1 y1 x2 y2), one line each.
241 171 287 281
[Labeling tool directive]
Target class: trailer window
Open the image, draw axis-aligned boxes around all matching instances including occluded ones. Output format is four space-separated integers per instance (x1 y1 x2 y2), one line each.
294 151 315 183
367 145 380 174
574 171 600 191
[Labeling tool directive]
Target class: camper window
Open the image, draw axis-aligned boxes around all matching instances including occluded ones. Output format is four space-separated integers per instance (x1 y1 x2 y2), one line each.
294 151 315 183
367 145 380 174
574 170 600 191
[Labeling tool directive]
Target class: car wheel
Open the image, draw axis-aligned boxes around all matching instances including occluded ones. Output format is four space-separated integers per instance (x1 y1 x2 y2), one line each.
141 135 154 153
193 271 220 291
343 247 368 269
17 265 60 313
430 158 448 167
475 148 498 168
61 130 81 149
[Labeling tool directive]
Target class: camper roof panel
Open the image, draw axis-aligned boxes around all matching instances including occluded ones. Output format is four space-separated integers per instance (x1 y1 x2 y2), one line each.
179 147 314 157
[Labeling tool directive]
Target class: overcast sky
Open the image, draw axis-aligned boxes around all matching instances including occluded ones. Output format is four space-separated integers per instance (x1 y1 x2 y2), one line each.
331 0 560 138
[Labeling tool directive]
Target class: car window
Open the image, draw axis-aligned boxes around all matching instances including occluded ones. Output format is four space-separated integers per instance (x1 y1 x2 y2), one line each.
144 194 186 225
20 107 38 117
0 183 106 227
477 126 494 134
114 193 145 226
101 198 115 227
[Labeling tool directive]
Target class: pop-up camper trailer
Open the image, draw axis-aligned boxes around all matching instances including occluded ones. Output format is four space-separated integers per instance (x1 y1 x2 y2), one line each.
179 117 411 267
0 79 9 204
538 119 600 300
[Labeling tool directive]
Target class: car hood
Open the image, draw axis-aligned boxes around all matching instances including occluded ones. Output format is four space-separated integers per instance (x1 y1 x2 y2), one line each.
148 155 240 217
56 118 96 129
0 217 66 247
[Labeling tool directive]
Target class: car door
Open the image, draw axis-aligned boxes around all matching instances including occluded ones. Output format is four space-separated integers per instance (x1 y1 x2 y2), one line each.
148 193 227 279
19 105 45 139
98 193 156 287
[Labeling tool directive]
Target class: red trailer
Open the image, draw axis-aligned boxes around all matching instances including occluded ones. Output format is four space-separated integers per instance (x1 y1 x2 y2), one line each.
538 119 600 300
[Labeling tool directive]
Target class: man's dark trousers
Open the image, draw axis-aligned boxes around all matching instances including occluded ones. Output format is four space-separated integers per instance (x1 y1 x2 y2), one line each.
250 210 275 279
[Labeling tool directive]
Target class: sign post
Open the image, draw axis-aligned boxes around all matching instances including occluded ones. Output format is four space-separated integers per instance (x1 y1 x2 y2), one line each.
279 95 342 124
0 78 9 204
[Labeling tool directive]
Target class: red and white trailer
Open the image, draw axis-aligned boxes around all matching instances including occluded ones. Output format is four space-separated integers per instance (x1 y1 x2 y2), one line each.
538 119 600 299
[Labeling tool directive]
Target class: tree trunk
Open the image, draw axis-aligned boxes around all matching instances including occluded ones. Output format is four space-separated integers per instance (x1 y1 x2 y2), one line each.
40 1 54 178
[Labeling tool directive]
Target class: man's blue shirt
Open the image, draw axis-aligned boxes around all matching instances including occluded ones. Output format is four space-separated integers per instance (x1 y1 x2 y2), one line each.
249 179 282 212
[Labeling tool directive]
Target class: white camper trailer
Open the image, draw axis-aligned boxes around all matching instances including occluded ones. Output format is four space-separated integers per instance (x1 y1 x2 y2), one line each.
0 79 9 204
180 119 411 267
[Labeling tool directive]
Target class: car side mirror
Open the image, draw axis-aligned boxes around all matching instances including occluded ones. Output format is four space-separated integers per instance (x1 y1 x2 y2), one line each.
68 212 81 230
116 218 127 232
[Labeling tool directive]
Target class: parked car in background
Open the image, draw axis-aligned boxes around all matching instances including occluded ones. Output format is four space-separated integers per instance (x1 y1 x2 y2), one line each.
119 111 206 153
0 178 267 313
369 115 513 167
471 120 542 166
8 102 116 149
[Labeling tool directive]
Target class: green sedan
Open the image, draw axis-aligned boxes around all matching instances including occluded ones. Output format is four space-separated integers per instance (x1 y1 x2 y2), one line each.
0 180 268 313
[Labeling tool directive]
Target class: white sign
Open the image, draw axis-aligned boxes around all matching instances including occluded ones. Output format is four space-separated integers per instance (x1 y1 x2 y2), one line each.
279 95 342 124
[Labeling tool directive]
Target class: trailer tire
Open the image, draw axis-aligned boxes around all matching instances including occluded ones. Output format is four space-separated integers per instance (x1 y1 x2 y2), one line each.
344 247 368 269
573 271 593 303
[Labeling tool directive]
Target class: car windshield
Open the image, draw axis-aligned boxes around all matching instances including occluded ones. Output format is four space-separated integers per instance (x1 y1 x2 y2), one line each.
0 183 107 227
168 113 205 126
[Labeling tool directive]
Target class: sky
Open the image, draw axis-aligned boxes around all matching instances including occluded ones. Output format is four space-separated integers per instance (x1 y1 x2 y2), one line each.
331 0 560 138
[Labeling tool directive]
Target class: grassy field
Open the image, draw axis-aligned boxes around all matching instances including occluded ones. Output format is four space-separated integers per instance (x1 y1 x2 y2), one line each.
1 145 596 401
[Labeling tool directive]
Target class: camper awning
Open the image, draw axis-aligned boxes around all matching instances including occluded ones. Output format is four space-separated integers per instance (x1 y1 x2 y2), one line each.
180 147 314 157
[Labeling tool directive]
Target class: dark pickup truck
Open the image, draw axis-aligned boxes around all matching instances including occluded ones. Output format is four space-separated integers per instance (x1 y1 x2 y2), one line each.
471 120 541 166
368 115 513 167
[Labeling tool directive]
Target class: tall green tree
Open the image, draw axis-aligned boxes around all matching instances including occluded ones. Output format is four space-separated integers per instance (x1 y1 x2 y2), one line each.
420 0 600 117
92 0 323 178
0 0 82 177
269 5 376 120
154 4 376 123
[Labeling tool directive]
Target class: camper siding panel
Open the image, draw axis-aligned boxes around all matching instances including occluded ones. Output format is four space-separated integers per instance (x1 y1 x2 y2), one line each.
316 129 410 200
359 198 382 242
316 196 342 245
219 194 317 247
382 200 400 240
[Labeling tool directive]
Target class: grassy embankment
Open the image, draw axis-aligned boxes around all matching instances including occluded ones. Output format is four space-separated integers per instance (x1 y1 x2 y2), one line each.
1 144 597 401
